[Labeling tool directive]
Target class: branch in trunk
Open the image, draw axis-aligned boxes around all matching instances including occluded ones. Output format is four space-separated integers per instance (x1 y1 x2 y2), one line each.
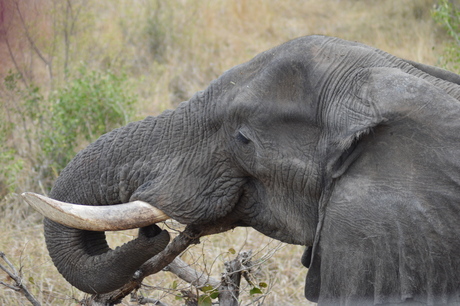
81 221 237 305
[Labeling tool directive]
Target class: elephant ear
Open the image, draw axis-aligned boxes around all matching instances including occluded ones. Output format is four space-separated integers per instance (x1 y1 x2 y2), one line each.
322 68 384 181
306 67 460 304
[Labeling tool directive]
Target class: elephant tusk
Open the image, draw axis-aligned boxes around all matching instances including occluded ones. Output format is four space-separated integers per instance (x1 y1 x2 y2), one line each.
21 192 170 231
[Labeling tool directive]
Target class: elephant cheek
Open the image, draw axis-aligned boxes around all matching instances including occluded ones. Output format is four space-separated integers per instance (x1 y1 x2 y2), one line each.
132 177 246 224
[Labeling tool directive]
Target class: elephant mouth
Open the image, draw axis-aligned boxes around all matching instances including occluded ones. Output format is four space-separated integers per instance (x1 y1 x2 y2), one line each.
22 192 170 231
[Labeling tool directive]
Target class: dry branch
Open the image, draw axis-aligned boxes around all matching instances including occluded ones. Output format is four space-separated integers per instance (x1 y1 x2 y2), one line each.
161 249 255 306
0 223 256 306
0 251 41 306
81 221 237 305
164 257 220 289
1 221 257 306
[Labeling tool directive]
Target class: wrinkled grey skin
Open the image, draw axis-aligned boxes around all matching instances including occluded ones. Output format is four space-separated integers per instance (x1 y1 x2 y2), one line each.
46 35 460 304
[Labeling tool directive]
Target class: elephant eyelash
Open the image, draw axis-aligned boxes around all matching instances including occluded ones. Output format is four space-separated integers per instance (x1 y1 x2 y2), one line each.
236 131 251 144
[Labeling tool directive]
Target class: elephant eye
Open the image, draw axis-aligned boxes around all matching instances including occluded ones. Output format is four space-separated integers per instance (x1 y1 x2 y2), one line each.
236 131 251 144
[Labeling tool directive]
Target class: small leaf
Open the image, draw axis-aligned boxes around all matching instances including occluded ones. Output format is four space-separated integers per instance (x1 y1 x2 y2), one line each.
201 284 213 292
175 294 183 300
28 277 35 285
228 248 236 254
250 287 262 295
210 291 219 299
171 280 178 289
198 295 213 306
259 282 268 288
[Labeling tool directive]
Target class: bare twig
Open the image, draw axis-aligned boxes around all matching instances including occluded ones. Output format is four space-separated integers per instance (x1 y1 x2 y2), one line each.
0 251 41 306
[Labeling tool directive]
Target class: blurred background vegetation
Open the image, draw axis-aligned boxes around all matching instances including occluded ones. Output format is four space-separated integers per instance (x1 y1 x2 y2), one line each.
1 0 460 305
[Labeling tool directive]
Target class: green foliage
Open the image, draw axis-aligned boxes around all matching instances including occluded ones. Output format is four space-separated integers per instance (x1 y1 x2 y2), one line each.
259 281 268 288
249 287 263 295
0 148 24 195
0 72 32 194
41 66 136 172
0 67 137 193
433 0 460 72
199 284 219 305
197 295 213 306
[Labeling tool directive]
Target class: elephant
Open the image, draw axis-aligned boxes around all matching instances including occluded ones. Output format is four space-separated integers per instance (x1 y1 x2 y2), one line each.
24 35 460 305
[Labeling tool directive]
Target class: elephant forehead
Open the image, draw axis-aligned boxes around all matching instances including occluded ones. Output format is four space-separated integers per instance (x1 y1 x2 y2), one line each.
223 83 317 126
218 72 325 128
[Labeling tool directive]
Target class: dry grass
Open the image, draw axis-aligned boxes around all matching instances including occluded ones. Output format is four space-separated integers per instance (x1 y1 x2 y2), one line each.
0 0 451 305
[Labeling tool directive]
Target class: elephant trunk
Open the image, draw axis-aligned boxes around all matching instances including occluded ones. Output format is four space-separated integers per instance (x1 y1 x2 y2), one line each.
42 112 180 293
44 218 169 294
41 93 209 293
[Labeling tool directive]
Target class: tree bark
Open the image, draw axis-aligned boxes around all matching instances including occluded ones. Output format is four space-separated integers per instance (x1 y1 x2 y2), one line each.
0 252 41 306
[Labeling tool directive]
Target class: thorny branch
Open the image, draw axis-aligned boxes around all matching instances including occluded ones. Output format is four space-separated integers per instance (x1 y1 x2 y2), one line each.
0 251 41 306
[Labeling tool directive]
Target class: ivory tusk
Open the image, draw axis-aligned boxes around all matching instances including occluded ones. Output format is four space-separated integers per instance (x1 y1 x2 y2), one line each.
21 192 170 231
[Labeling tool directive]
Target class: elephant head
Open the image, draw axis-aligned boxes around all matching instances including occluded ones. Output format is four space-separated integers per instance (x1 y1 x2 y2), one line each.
26 36 460 304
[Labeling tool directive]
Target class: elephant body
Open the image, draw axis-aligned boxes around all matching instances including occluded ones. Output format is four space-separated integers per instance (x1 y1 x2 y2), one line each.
41 36 460 305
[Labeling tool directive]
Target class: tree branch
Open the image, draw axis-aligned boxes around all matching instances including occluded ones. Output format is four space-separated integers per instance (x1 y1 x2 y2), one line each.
163 257 220 289
0 251 41 306
81 225 207 305
81 220 239 305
